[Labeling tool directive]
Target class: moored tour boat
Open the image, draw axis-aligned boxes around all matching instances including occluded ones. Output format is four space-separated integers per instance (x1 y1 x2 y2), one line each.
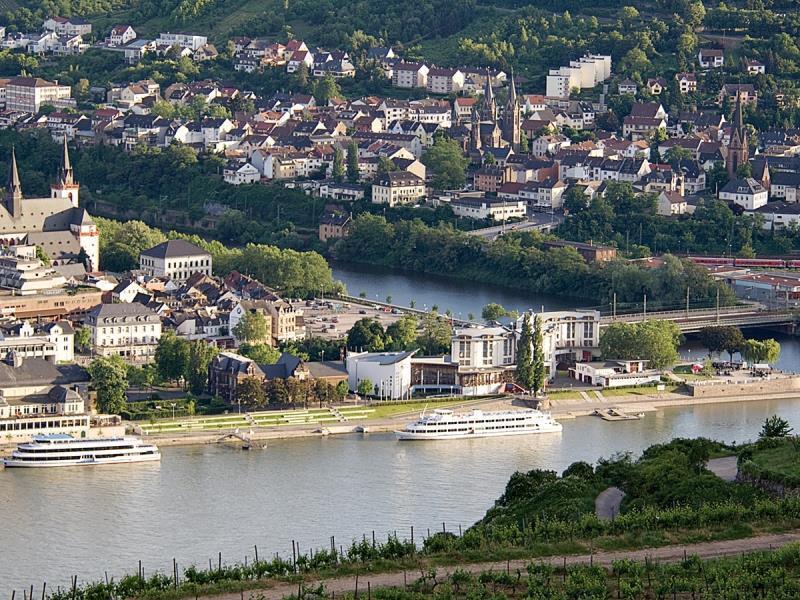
396 408 562 440
3 434 161 468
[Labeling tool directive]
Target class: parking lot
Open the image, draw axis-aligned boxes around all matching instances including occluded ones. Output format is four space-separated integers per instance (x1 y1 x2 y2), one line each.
302 299 404 339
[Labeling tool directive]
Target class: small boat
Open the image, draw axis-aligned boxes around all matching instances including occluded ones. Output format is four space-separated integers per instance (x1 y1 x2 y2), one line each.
3 434 161 468
395 408 562 440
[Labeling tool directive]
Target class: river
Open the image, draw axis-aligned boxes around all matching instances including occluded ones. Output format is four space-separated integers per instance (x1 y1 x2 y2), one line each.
2 397 800 595
331 263 800 371
3 266 800 592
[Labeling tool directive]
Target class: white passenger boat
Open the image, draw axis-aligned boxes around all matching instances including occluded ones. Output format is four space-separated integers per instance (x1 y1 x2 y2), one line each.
3 434 161 468
396 408 562 440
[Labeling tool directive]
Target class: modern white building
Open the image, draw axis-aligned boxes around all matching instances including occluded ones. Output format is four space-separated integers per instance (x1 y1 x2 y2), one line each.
449 196 527 221
85 303 162 361
139 239 212 282
346 350 415 400
155 32 208 51
571 360 660 388
0 245 67 294
546 55 611 99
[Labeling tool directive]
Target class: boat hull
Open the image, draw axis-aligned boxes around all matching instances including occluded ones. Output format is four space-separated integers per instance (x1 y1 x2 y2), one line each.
3 453 161 468
396 423 562 440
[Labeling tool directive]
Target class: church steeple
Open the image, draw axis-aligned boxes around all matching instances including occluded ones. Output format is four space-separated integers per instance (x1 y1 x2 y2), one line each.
58 135 74 186
480 69 497 122
503 69 521 152
51 135 79 207
469 107 482 153
6 147 22 218
727 91 749 178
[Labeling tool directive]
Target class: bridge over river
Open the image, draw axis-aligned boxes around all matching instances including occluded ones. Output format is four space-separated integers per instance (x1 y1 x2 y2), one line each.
602 305 795 333
340 294 796 333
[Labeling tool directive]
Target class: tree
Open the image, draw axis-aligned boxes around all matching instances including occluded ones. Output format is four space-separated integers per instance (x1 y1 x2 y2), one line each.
385 315 418 350
332 146 345 183
335 380 349 400
186 341 219 395
742 338 781 365
665 146 693 166
87 355 128 415
516 313 534 390
482 303 508 321
563 186 589 215
233 311 270 344
357 378 374 397
415 312 452 355
239 342 281 364
127 364 155 389
155 333 190 386
346 140 359 182
237 376 267 407
600 320 682 369
312 74 340 104
736 162 753 178
377 156 397 176
697 326 745 360
347 318 385 351
760 414 793 438
74 327 91 353
421 135 469 190
532 315 546 395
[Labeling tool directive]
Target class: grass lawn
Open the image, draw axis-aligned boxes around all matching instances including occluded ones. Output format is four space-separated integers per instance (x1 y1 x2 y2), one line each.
751 442 800 479
365 400 470 419
546 390 583 401
603 384 680 397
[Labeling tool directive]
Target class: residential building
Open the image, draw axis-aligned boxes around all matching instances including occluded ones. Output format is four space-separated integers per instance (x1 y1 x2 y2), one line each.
745 59 766 75
392 63 429 89
719 178 768 210
85 303 162 361
0 319 74 363
207 351 266 404
43 16 91 37
109 25 136 46
426 68 464 94
5 77 73 113
618 79 637 95
319 212 352 241
140 239 213 283
371 172 425 206
698 48 724 68
223 161 261 185
753 202 800 230
155 32 208 51
657 191 688 216
675 72 697 94
543 240 617 262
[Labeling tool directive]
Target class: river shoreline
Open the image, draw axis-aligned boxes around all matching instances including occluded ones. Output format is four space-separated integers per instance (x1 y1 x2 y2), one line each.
127 387 800 448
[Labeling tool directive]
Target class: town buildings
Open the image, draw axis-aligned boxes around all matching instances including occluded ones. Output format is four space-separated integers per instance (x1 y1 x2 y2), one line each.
139 240 213 282
4 77 73 112
84 303 162 361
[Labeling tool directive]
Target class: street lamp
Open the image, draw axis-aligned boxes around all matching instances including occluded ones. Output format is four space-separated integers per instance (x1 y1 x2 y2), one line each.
170 402 177 420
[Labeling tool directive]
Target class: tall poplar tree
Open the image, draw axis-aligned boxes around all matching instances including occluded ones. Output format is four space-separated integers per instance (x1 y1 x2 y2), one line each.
516 313 534 390
532 315 546 396
346 141 359 182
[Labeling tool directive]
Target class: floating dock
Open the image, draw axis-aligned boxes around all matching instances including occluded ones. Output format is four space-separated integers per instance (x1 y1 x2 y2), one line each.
593 408 642 421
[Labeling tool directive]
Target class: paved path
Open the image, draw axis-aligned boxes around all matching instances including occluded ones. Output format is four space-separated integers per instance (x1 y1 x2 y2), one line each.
595 486 625 520
198 531 800 600
707 456 739 481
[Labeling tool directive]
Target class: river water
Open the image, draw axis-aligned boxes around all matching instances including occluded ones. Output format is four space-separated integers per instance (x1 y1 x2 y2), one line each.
3 397 800 595
2 266 800 593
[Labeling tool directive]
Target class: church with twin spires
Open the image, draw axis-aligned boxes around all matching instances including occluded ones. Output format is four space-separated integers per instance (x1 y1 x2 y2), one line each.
0 138 99 272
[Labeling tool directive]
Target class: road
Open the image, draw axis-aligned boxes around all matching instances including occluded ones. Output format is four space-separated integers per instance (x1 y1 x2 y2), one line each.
467 213 564 240
198 531 800 600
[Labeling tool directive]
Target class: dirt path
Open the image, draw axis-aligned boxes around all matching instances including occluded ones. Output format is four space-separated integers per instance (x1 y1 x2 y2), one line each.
595 486 625 520
198 531 800 600
707 456 739 482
